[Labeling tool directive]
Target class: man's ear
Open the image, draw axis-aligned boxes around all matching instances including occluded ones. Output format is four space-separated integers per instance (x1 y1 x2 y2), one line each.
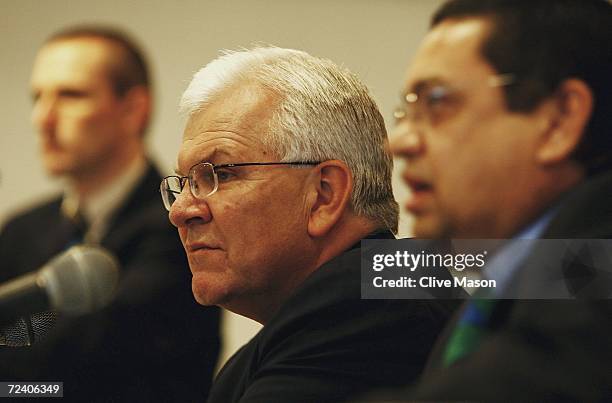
307 160 353 238
536 78 593 165
120 86 150 137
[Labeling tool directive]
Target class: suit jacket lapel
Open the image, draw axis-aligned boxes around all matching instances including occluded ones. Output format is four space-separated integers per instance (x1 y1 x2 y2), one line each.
100 162 163 251
425 172 612 371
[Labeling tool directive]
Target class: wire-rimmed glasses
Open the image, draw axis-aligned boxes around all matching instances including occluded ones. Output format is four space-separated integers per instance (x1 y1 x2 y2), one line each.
393 73 516 125
160 161 321 211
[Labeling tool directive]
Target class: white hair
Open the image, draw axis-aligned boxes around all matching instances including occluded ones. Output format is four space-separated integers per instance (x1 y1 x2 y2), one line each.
180 46 398 232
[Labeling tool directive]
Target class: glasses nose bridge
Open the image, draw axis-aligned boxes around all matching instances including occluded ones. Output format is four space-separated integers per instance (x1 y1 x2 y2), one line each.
170 177 214 226
166 176 193 211
392 107 426 157
179 176 189 193
405 92 424 123
168 177 196 221
396 103 427 135
395 93 426 127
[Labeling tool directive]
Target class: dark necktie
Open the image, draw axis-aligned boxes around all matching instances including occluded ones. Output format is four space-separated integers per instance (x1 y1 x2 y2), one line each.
66 209 88 246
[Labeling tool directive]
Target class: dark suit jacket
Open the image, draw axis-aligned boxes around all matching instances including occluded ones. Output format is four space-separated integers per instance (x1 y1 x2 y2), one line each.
0 164 221 402
403 171 612 402
208 232 460 403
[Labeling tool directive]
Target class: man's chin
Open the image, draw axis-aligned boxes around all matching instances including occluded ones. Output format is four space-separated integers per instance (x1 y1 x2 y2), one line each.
191 273 230 307
411 214 448 239
192 292 216 306
42 159 74 178
191 282 216 306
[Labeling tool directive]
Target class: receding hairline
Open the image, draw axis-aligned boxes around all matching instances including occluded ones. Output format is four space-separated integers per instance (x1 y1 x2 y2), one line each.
43 27 150 95
41 36 130 89
185 77 282 132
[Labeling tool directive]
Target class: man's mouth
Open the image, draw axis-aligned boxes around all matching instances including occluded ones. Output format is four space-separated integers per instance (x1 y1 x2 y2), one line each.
186 243 221 253
403 175 435 213
409 180 433 193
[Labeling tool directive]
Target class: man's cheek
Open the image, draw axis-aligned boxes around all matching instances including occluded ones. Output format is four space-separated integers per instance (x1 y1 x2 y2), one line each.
178 230 189 250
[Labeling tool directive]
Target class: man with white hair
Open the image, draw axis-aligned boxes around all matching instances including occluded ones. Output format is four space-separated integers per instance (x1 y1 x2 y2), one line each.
162 46 458 402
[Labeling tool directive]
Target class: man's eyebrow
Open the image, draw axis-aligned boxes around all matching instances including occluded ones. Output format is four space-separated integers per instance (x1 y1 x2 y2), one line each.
197 148 222 164
175 148 236 175
402 77 446 98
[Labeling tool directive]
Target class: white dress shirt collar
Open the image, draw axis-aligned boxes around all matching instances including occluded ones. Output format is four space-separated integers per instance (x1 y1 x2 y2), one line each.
61 156 148 244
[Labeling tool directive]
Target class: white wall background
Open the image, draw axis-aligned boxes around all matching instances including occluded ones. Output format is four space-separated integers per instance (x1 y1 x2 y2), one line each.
1 0 444 368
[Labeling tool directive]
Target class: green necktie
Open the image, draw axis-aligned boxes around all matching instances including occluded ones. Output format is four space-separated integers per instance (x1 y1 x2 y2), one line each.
442 298 497 367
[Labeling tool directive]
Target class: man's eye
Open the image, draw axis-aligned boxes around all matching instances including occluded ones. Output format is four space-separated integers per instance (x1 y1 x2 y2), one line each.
58 89 89 99
425 86 451 107
216 169 237 182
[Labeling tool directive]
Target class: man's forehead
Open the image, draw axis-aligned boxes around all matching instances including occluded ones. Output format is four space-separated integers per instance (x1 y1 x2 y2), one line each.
425 18 489 50
183 84 278 140
181 109 266 150
177 86 280 171
403 17 493 91
31 38 113 87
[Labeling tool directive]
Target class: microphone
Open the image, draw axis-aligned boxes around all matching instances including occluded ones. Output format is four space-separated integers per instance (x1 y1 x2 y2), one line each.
0 245 120 327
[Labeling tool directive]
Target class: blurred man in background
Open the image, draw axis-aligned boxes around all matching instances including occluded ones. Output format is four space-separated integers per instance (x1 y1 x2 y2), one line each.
389 0 612 400
163 46 458 403
0 26 220 402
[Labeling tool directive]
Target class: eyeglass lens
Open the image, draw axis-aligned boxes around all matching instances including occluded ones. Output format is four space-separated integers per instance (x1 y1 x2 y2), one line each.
160 163 218 211
161 176 181 211
190 163 217 198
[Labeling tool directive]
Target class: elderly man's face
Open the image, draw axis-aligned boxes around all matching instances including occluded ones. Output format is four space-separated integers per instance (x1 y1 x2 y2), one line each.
391 18 545 239
169 85 315 317
30 38 129 180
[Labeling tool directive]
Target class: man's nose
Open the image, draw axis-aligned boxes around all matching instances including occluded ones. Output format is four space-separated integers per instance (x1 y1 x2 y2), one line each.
168 184 213 228
389 121 425 158
31 95 58 133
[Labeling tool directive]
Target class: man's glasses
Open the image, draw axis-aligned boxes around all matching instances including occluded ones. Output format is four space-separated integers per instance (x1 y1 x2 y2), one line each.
160 161 320 211
393 73 516 126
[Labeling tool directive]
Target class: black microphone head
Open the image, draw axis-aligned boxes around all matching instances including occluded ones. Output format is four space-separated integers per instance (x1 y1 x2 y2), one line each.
39 245 120 315
1 312 57 347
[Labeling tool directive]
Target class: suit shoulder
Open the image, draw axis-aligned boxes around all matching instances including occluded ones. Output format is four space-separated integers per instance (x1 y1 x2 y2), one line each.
1 196 62 234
